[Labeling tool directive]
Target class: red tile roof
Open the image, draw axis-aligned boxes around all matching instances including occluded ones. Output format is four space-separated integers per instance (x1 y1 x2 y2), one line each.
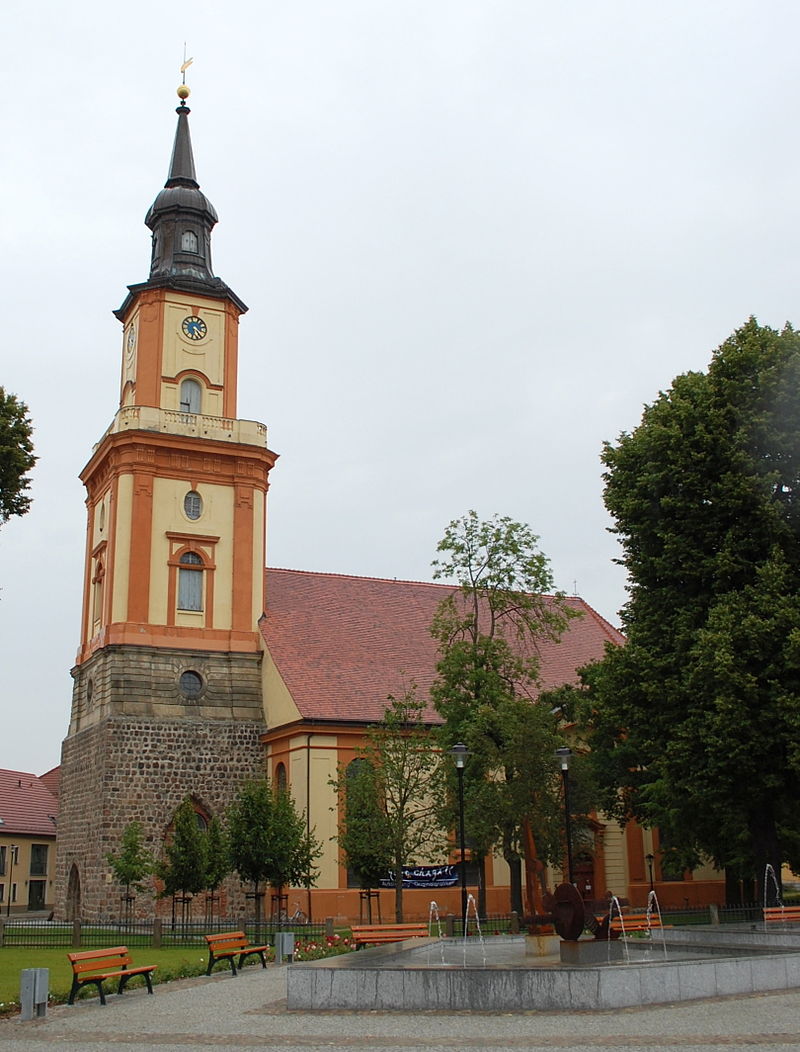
261 569 624 724
0 769 59 838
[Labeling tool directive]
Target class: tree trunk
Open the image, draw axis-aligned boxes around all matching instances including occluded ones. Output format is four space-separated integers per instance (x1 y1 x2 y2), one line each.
394 859 404 922
477 856 487 918
506 854 523 915
749 811 782 906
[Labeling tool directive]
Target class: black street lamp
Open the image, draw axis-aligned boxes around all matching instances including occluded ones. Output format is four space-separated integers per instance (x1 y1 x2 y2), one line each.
555 748 575 885
450 743 469 922
646 853 655 892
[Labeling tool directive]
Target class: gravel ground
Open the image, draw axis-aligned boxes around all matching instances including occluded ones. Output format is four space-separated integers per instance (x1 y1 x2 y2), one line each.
0 964 799 1051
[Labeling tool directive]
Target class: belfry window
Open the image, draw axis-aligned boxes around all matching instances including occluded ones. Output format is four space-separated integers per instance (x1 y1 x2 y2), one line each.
180 378 202 415
181 230 198 252
178 551 204 611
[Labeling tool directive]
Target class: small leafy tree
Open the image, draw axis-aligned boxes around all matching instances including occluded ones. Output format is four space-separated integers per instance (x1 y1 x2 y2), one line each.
335 757 393 919
227 779 320 926
334 687 443 922
106 821 154 917
203 816 230 921
158 799 207 924
0 387 36 528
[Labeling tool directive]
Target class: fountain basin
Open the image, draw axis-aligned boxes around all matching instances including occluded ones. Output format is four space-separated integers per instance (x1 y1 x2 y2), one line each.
286 933 800 1011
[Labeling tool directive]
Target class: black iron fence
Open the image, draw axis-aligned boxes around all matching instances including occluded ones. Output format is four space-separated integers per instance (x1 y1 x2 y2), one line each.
0 916 329 949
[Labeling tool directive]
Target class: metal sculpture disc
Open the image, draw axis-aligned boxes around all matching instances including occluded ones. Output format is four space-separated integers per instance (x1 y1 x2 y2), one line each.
550 881 586 942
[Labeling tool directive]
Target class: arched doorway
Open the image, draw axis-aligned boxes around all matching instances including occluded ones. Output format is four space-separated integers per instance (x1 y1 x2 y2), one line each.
66 863 81 920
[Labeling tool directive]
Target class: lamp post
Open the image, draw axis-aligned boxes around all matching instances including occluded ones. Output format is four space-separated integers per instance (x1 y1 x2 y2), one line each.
555 748 574 885
450 743 469 923
646 853 655 892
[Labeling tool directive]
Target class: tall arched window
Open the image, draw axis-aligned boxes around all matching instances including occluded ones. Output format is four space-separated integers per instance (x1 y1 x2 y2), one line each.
92 560 105 628
180 378 202 415
178 551 204 611
276 762 288 792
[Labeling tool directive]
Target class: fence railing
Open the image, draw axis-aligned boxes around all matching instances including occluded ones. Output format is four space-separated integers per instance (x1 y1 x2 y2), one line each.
0 916 330 949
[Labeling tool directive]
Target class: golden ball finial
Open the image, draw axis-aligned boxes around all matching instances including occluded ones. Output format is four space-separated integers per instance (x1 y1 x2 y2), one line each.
177 84 191 101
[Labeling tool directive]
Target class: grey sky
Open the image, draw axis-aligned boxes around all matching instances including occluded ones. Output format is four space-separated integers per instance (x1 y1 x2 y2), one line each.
2 1 798 774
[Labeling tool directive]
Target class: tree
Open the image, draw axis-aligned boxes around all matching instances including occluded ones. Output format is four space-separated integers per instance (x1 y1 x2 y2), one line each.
335 757 393 917
106 821 154 914
203 816 230 921
430 511 578 914
227 779 319 925
588 319 800 899
334 687 443 922
158 799 207 922
0 387 36 527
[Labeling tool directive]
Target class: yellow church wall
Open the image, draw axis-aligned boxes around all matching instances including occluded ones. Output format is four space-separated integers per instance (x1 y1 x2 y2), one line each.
600 820 628 900
283 734 339 889
261 647 302 728
160 295 228 417
110 475 132 624
150 477 235 629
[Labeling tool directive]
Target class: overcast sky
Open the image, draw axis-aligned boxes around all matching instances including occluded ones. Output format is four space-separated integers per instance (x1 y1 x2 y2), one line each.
2 1 799 775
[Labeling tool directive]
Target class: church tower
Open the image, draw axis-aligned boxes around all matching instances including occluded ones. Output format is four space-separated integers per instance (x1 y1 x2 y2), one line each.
55 86 277 919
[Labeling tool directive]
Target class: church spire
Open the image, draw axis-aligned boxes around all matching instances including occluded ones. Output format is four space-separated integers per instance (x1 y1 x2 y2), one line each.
115 82 246 320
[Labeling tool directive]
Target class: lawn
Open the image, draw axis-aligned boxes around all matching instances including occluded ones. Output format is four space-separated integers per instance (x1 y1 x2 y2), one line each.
0 945 239 1013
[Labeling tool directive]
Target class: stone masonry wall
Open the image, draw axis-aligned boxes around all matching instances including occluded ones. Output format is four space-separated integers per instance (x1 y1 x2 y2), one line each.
55 714 266 920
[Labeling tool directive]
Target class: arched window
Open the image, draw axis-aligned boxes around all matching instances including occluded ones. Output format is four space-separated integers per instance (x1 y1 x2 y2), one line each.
181 230 198 252
178 551 204 611
92 560 105 628
276 762 287 792
179 378 202 415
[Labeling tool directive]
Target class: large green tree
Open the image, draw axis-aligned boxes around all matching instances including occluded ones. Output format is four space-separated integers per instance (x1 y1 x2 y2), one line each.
588 319 800 897
430 511 578 914
0 387 36 527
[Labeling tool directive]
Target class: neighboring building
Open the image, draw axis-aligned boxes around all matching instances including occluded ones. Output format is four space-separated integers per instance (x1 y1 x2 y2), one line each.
54 88 724 922
0 768 58 915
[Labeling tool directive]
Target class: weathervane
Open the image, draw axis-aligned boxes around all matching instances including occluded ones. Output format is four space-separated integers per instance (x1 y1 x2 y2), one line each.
178 44 193 102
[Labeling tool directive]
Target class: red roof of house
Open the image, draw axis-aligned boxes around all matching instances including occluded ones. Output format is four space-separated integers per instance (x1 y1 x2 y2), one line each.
0 769 59 838
261 568 624 724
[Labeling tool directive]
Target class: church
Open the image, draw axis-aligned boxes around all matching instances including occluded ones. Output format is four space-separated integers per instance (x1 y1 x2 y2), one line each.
53 87 724 922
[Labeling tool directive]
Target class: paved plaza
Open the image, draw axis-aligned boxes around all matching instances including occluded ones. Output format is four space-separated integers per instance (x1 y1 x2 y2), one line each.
0 964 799 1051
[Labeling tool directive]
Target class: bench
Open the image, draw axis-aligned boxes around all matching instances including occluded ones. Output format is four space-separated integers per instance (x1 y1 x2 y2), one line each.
351 923 429 948
67 946 156 1006
609 912 665 934
204 930 271 976
764 906 800 925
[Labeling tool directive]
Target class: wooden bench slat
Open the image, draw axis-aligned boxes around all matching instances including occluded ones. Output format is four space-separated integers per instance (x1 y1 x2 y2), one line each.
351 923 429 948
67 946 156 1006
203 930 270 976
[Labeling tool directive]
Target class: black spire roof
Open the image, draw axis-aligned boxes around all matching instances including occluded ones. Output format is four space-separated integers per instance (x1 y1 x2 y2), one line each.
115 99 246 320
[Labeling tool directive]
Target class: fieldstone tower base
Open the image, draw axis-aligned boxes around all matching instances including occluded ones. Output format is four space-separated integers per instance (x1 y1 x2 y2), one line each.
55 713 266 920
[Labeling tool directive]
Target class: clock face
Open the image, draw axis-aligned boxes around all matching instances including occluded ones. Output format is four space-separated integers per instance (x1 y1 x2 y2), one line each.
126 324 136 355
182 315 207 341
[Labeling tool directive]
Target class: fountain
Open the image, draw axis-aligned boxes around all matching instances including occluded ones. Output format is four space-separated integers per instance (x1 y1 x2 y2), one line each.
287 884 800 1011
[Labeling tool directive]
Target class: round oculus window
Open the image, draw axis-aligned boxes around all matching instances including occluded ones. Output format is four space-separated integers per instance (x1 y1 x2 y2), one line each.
180 670 204 698
184 491 203 520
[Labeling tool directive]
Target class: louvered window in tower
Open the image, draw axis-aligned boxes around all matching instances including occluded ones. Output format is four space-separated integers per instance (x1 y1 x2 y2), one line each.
180 378 202 415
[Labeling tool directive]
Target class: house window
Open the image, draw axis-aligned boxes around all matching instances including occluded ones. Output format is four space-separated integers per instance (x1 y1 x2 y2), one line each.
179 378 202 415
0 846 5 875
184 491 203 521
177 552 204 611
181 230 198 252
30 844 48 877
